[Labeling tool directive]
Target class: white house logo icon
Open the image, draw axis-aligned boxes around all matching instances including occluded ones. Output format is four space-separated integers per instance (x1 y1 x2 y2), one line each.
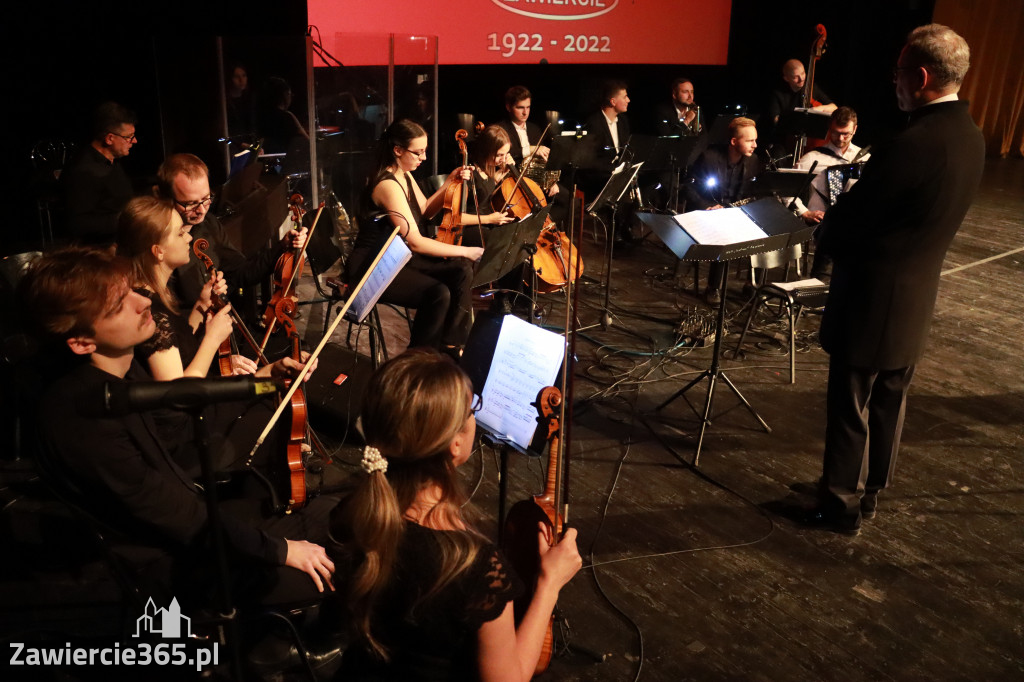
133 597 193 638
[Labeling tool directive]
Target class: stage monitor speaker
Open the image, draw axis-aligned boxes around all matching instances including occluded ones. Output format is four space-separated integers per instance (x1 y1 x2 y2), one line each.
305 342 375 442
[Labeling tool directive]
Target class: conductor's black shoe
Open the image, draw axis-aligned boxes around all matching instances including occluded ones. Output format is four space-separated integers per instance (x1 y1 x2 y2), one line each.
861 494 878 520
798 507 861 536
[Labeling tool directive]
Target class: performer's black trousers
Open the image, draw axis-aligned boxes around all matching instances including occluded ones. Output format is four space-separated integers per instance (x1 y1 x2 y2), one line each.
349 249 475 350
821 357 915 524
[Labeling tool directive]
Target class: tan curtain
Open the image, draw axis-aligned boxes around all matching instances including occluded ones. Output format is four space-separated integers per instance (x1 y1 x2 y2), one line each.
933 0 1024 158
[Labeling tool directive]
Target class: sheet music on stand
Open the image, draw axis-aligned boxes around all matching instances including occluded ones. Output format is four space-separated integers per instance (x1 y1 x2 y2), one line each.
460 314 565 454
585 161 643 214
674 207 768 245
343 233 412 323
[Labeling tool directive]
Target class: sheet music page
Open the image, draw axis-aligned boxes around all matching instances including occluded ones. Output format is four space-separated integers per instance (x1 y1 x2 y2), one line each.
673 207 768 245
477 315 565 451
347 235 412 322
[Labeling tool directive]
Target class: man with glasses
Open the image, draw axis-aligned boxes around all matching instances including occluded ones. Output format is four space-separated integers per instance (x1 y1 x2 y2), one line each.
156 153 306 313
782 106 870 278
801 24 985 536
63 101 138 244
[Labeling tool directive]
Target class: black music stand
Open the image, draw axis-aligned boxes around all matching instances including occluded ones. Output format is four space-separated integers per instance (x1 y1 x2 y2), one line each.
638 199 814 465
582 161 645 333
776 109 831 162
472 205 552 287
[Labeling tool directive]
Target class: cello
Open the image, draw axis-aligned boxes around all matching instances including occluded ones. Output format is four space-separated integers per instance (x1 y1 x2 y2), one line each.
493 145 583 293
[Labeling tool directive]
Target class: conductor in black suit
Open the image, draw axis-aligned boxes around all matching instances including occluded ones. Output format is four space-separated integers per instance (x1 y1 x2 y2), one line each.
804 24 985 535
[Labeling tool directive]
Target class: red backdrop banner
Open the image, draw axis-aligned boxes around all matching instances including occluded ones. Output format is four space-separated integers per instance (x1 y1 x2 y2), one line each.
308 0 732 66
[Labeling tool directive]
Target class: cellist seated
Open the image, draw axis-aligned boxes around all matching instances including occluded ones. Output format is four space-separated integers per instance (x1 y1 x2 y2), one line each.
347 120 485 357
331 349 582 681
21 246 337 609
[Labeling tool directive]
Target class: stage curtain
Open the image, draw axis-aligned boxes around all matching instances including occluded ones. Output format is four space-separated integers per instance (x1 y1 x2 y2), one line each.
933 0 1024 158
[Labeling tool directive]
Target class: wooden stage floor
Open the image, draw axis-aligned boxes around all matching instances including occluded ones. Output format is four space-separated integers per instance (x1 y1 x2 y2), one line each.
314 158 1023 681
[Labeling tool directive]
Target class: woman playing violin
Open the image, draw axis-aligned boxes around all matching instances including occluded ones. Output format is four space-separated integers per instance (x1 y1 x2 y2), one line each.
115 196 243 380
332 349 581 681
349 120 484 354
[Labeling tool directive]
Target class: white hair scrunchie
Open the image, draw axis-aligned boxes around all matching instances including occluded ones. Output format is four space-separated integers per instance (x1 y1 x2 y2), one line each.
361 445 388 475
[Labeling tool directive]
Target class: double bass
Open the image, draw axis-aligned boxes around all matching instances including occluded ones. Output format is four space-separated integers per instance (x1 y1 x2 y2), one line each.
795 24 829 160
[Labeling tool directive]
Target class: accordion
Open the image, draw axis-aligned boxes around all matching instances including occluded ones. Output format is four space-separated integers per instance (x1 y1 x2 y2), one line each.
824 162 866 206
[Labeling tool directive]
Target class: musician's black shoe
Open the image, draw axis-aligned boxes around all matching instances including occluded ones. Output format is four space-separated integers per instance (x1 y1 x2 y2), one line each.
798 506 861 536
861 493 878 520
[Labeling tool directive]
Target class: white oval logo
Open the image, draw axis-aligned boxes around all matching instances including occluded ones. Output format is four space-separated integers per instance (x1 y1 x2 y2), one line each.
491 0 618 21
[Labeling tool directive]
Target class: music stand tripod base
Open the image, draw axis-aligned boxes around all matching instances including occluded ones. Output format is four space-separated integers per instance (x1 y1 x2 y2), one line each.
653 267 770 467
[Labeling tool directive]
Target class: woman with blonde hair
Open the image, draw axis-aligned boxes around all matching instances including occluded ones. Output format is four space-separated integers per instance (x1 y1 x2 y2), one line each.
333 349 581 680
115 195 238 380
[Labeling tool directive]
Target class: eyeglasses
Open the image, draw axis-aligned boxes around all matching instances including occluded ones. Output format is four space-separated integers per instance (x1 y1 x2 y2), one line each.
174 194 214 213
892 66 915 81
404 148 427 159
110 131 137 142
470 394 483 417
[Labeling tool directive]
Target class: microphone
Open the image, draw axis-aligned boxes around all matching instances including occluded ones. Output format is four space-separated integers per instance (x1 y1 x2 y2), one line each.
104 376 282 416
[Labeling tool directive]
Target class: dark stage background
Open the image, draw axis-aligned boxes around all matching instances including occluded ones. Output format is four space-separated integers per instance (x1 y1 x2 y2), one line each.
5 0 935 255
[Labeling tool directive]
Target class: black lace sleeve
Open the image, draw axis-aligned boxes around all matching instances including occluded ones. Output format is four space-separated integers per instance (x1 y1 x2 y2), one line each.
135 308 177 362
463 545 524 628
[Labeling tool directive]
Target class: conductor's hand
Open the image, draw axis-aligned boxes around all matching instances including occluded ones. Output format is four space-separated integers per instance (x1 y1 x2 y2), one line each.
284 539 335 592
801 210 825 225
536 524 582 595
482 211 513 226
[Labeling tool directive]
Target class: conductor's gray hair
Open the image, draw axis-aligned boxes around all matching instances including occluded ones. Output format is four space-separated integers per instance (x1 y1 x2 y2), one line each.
904 23 971 88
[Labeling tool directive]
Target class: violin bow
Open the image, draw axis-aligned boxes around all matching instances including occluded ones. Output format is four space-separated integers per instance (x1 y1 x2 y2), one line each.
500 122 553 212
247 226 404 462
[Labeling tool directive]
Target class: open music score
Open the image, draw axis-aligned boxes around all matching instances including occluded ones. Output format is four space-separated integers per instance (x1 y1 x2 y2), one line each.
473 315 565 452
674 207 769 246
344 236 412 323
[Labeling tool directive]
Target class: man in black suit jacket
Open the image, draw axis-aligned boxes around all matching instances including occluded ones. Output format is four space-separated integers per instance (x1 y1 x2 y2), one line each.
805 24 985 534
496 85 550 168
24 247 336 603
654 78 701 137
684 116 763 304
583 80 631 170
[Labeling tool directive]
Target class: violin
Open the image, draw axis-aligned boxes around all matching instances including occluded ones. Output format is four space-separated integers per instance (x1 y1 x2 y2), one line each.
502 386 566 674
259 194 324 354
192 238 269 375
437 130 470 246
271 296 309 511
493 162 583 293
